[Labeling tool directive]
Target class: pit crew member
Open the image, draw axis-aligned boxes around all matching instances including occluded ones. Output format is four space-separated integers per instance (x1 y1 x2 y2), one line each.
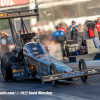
52 25 66 57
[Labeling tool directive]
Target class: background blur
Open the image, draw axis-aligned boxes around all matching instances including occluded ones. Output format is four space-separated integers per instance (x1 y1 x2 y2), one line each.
0 0 100 43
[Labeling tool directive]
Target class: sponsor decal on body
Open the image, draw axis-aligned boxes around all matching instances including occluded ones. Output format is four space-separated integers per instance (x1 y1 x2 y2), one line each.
63 72 84 78
13 73 20 76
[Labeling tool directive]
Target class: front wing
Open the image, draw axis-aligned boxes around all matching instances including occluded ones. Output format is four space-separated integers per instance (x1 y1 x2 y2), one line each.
41 68 100 83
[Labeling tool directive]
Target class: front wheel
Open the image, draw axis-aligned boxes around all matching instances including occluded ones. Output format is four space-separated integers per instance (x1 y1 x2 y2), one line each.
79 59 87 82
50 64 58 86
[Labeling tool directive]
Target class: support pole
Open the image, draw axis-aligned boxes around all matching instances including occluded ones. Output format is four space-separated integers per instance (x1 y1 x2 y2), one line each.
8 18 17 50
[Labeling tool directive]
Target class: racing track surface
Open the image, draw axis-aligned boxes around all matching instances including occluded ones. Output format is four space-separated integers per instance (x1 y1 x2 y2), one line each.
0 60 100 100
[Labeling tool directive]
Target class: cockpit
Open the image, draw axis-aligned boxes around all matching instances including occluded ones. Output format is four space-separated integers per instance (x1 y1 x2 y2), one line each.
24 43 47 57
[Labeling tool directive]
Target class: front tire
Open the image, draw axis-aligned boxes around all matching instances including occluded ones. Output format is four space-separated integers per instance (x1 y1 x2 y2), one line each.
79 59 87 82
50 64 58 86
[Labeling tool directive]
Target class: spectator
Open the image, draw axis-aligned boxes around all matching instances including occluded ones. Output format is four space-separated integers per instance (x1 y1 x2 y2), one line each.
38 28 43 36
69 20 79 40
95 17 100 40
0 31 9 53
52 25 66 57
78 24 84 32
17 27 31 37
83 23 88 39
60 23 66 33
24 27 31 34
66 25 69 35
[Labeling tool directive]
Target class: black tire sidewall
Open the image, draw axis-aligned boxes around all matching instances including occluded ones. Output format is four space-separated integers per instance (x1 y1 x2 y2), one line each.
79 59 87 70
1 58 4 77
50 64 57 75
79 59 87 82
50 64 58 86
3 62 13 81
1 52 15 81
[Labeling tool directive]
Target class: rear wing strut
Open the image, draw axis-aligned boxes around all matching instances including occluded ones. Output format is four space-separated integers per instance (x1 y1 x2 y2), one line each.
0 5 39 19
41 68 100 83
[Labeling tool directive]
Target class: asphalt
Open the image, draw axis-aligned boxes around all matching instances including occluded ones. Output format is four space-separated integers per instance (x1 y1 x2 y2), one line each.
0 61 100 100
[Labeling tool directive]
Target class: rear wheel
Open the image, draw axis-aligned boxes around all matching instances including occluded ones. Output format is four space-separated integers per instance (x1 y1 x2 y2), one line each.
1 52 16 81
79 59 87 82
3 62 13 81
1 58 4 77
50 64 58 86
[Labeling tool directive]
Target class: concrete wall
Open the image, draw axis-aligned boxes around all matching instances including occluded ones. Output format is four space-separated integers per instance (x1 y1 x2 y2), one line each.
86 39 99 54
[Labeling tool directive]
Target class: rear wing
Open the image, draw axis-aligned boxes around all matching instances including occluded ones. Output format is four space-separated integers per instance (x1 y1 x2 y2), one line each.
0 5 39 20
